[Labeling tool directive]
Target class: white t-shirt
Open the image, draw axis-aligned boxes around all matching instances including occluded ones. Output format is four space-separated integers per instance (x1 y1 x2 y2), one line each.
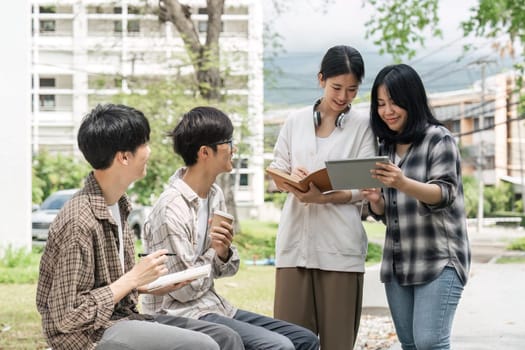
108 203 125 270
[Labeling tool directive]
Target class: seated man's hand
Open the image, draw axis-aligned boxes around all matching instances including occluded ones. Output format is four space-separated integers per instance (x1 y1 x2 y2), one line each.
210 220 233 261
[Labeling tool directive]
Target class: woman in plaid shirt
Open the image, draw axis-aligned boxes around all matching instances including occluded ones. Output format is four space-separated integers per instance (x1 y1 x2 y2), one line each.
363 64 471 350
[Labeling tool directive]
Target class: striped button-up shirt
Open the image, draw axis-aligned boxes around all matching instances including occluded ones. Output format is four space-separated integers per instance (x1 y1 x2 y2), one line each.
36 173 147 350
141 168 239 319
376 125 471 286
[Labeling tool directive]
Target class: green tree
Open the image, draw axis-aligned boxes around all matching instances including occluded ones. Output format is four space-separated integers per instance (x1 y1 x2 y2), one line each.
485 181 513 213
364 0 525 63
364 0 442 61
32 150 90 204
112 81 246 207
462 175 480 218
157 0 259 224
159 0 224 100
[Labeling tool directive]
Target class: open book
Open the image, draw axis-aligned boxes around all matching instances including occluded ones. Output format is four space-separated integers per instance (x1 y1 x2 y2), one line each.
266 167 333 193
147 264 212 291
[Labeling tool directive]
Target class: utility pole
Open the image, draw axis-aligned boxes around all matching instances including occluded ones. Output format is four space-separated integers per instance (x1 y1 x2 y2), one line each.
469 59 494 234
477 63 486 234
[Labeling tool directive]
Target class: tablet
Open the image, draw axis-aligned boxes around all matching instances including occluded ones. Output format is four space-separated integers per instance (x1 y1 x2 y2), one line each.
325 156 390 189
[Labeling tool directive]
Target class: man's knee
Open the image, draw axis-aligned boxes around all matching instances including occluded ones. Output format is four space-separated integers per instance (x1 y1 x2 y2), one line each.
191 334 220 350
212 323 244 349
271 335 295 350
293 328 319 350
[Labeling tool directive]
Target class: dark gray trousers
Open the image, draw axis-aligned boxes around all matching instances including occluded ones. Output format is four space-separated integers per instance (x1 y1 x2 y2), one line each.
96 314 244 350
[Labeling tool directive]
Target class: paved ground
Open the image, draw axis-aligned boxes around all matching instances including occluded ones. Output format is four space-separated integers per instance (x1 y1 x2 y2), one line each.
362 224 525 350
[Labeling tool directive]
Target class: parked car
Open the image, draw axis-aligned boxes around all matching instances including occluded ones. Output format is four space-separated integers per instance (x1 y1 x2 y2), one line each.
32 189 149 241
32 189 79 242
127 205 152 240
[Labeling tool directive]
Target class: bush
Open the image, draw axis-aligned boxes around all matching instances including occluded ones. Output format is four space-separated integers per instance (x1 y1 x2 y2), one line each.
508 237 525 251
366 242 382 264
236 220 383 264
0 246 42 284
32 150 90 204
264 191 287 209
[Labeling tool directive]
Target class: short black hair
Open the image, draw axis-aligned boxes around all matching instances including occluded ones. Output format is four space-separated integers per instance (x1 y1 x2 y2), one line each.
370 64 441 146
77 103 150 169
169 106 233 166
319 45 365 83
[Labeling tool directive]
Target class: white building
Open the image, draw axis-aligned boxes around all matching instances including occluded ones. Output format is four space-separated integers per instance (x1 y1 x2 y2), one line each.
30 0 264 217
1 1 32 253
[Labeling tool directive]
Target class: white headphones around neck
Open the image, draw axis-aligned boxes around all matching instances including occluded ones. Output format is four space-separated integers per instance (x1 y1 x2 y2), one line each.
312 98 351 129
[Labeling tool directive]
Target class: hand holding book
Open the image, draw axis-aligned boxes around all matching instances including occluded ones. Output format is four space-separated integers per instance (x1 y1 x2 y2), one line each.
266 167 333 193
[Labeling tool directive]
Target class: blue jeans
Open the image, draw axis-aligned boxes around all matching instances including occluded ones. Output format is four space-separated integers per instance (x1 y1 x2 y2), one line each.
200 309 319 350
385 267 464 350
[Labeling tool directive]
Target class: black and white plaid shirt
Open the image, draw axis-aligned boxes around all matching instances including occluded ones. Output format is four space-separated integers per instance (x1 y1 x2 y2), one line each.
377 125 471 286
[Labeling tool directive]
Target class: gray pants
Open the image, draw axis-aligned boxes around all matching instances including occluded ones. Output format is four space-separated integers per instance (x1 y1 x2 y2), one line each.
96 315 244 350
201 309 319 350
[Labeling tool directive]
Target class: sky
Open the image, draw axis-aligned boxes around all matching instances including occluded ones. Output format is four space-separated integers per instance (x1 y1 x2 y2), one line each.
263 0 485 58
261 0 520 106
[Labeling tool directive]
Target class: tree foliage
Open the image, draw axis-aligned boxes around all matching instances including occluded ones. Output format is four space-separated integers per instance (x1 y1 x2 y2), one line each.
111 80 247 206
364 0 442 61
159 0 224 100
32 150 90 204
461 0 525 52
158 0 243 223
111 82 192 204
364 0 525 63
462 175 517 217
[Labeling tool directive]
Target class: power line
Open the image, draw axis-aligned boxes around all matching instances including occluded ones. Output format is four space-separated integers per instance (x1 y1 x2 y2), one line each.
453 113 524 138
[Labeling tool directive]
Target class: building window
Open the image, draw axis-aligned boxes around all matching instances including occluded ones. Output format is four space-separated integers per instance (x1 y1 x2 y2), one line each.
40 20 56 33
198 21 208 33
485 155 495 169
447 120 461 134
474 116 495 130
484 116 494 128
128 20 140 33
114 21 123 33
39 95 56 110
114 20 140 33
239 174 249 186
40 78 56 88
128 6 141 15
114 6 140 15
39 6 56 13
235 158 249 169
197 7 223 33
230 173 249 187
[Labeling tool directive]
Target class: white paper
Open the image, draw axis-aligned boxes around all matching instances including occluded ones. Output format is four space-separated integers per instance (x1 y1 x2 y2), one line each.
147 264 212 291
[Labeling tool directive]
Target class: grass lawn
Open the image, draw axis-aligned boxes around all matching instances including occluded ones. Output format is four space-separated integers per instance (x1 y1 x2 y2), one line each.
0 284 48 349
0 220 386 349
215 265 275 316
0 266 275 349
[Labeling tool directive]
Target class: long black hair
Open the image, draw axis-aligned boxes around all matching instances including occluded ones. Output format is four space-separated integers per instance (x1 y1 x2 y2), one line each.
370 64 441 146
319 45 364 82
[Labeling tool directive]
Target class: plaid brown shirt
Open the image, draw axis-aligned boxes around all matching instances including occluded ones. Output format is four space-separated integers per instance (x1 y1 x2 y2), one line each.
36 172 146 350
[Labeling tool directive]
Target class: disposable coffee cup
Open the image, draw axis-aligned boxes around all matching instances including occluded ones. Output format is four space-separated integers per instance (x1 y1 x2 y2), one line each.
211 210 234 229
